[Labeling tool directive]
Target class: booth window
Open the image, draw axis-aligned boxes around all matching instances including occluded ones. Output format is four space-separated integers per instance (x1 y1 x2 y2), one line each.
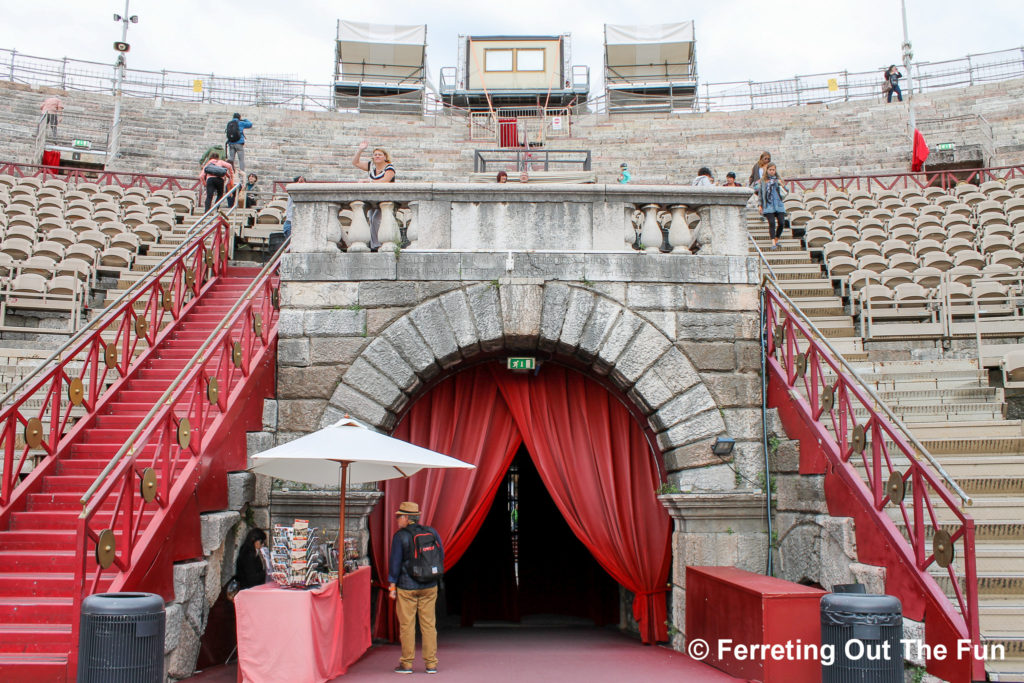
515 49 545 72
484 49 514 72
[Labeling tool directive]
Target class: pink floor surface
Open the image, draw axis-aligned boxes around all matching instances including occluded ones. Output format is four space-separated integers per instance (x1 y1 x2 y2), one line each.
187 626 745 682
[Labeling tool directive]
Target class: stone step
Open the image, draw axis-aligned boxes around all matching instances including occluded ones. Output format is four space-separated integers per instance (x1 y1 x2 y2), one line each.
775 278 836 297
875 387 1003 406
850 403 1003 423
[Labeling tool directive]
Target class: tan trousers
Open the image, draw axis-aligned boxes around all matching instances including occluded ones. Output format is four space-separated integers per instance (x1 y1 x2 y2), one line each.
396 585 438 669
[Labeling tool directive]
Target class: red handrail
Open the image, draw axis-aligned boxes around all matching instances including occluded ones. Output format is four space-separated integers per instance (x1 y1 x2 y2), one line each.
764 282 983 681
786 163 1024 193
0 218 231 520
0 160 202 192
68 245 281 671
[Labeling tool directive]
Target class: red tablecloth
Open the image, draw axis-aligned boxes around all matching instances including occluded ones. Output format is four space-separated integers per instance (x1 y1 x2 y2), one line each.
235 566 371 683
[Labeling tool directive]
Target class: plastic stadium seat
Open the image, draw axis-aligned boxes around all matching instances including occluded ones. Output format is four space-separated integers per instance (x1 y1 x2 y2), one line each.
0 174 18 190
827 256 858 277
1 238 33 261
852 241 882 259
859 227 887 245
48 228 78 248
892 206 918 219
980 223 1013 240
8 273 47 294
76 182 101 195
153 189 174 202
99 222 129 237
1005 198 1024 214
5 225 37 243
77 230 108 251
831 218 857 232
36 205 64 221
881 239 912 258
848 189 871 201
955 183 980 197
788 210 813 228
70 219 100 235
110 232 140 252
986 188 1011 205
133 224 161 243
849 269 882 291
837 208 862 221
943 237 975 256
880 197 904 211
914 239 944 257
1009 210 1024 229
92 209 120 224
857 217 884 232
990 249 1024 269
19 255 57 278
47 275 80 297
1012 234 1024 253
64 243 99 264
0 253 13 277
56 259 93 282
980 180 1005 195
913 214 942 230
7 214 37 231
122 213 148 229
813 209 839 223
804 228 831 250
945 203 973 219
169 197 193 215
880 268 913 288
981 263 1014 278
829 197 853 212
947 265 982 285
942 214 971 230
824 241 853 260
36 186 63 201
894 282 930 303
922 251 954 271
857 254 888 274
33 241 65 262
933 194 958 209
890 226 919 244
910 267 943 288
853 198 877 212
982 234 1013 254
860 284 894 305
917 226 947 243
99 247 133 269
144 196 169 210
973 279 1008 300
16 177 42 190
961 191 987 208
936 281 972 301
833 227 859 245
954 250 986 270
867 208 893 222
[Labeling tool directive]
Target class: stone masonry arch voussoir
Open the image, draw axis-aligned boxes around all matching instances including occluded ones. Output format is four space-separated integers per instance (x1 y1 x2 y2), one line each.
323 282 727 461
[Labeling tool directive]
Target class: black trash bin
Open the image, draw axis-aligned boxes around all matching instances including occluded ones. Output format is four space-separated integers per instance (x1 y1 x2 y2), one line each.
821 593 903 683
78 592 165 683
268 231 285 254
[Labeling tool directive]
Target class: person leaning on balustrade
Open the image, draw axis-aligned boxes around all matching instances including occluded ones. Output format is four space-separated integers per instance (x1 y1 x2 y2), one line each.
351 141 396 251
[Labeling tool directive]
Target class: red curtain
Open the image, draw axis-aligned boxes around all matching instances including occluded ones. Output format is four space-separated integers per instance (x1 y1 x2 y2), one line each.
370 364 671 643
912 129 930 172
493 366 671 643
369 369 522 640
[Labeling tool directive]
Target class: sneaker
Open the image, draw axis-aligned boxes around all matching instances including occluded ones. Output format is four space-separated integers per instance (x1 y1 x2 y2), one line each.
426 667 438 674
394 666 413 674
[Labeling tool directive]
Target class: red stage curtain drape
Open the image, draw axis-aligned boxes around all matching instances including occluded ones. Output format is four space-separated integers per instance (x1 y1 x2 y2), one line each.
492 366 671 643
369 369 522 640
370 364 671 644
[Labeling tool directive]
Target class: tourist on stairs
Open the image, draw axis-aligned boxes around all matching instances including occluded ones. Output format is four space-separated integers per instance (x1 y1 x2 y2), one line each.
756 162 788 250
200 152 234 212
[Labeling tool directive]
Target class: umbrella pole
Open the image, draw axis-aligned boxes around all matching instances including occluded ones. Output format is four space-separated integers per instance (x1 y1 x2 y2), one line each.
338 461 348 598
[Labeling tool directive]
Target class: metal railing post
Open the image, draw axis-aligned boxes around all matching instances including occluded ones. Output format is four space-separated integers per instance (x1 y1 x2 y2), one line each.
9 49 15 81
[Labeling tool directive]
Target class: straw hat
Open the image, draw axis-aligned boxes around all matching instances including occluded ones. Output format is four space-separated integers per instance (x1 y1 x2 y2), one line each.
396 501 420 516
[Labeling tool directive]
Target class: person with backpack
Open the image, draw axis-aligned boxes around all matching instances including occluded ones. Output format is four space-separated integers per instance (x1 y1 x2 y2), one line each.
200 152 234 212
225 113 253 171
388 501 443 675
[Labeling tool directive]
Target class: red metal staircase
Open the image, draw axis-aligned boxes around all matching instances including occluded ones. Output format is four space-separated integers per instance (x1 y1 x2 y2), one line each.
0 216 280 681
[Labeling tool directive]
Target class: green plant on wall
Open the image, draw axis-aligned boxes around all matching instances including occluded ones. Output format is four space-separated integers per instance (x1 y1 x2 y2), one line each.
657 482 681 494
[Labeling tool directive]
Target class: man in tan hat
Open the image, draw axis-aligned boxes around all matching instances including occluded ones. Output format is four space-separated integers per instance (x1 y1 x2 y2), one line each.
388 501 444 674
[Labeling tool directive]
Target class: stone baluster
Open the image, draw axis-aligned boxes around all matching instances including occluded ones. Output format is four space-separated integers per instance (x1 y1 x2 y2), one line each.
640 204 663 253
395 206 413 248
377 201 398 250
669 204 694 251
657 210 673 253
628 208 643 250
344 200 371 251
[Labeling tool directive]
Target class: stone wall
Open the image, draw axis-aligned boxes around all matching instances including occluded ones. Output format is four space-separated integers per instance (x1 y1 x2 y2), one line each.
2 76 1023 182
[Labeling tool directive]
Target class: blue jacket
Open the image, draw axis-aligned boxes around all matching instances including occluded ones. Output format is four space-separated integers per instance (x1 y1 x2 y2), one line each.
388 524 443 590
230 118 253 145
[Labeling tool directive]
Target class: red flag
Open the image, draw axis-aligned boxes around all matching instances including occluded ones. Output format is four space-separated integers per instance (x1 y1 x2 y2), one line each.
912 129 929 172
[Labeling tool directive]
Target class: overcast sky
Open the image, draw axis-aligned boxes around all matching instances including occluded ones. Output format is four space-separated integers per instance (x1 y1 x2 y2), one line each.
1 1 1021 93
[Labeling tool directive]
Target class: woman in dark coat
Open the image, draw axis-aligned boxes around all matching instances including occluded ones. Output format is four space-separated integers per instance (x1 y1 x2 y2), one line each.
235 528 268 589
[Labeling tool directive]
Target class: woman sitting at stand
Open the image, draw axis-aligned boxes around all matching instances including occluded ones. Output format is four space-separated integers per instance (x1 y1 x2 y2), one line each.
235 528 269 590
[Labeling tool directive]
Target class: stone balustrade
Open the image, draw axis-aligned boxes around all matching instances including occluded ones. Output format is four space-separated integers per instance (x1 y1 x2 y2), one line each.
288 183 753 256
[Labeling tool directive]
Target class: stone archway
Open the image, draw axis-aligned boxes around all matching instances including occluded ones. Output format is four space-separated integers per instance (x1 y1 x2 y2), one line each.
320 282 727 459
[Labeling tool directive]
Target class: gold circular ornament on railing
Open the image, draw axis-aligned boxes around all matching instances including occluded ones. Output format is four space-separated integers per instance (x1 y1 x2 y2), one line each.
134 316 149 339
851 424 866 454
232 342 243 368
177 418 191 449
185 268 196 288
207 377 219 404
271 287 280 310
205 250 214 267
886 471 906 505
140 467 158 503
820 385 835 413
773 324 784 349
96 529 116 569
104 343 118 369
253 313 263 337
161 287 174 311
67 377 85 406
24 417 44 449
796 353 807 379
219 246 227 262
933 529 955 568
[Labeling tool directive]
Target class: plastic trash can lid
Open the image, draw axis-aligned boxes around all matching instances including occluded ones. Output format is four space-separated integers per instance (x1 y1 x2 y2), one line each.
821 593 902 615
81 592 165 616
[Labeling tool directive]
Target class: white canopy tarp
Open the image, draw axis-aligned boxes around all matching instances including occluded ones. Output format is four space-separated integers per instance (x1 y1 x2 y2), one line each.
336 21 426 83
604 22 695 83
250 418 474 486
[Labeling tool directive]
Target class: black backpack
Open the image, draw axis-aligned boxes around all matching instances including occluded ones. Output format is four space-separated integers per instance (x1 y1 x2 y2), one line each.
226 118 241 143
204 162 228 177
402 524 443 583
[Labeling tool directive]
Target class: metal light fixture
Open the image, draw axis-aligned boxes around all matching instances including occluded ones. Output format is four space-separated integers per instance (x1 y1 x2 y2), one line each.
711 436 735 457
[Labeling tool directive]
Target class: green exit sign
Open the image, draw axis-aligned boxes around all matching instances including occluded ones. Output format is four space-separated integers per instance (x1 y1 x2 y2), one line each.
507 357 536 371
72 139 92 149
936 142 955 151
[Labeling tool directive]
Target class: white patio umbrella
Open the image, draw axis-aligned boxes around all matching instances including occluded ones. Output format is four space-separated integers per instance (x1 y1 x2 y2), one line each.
251 417 475 552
